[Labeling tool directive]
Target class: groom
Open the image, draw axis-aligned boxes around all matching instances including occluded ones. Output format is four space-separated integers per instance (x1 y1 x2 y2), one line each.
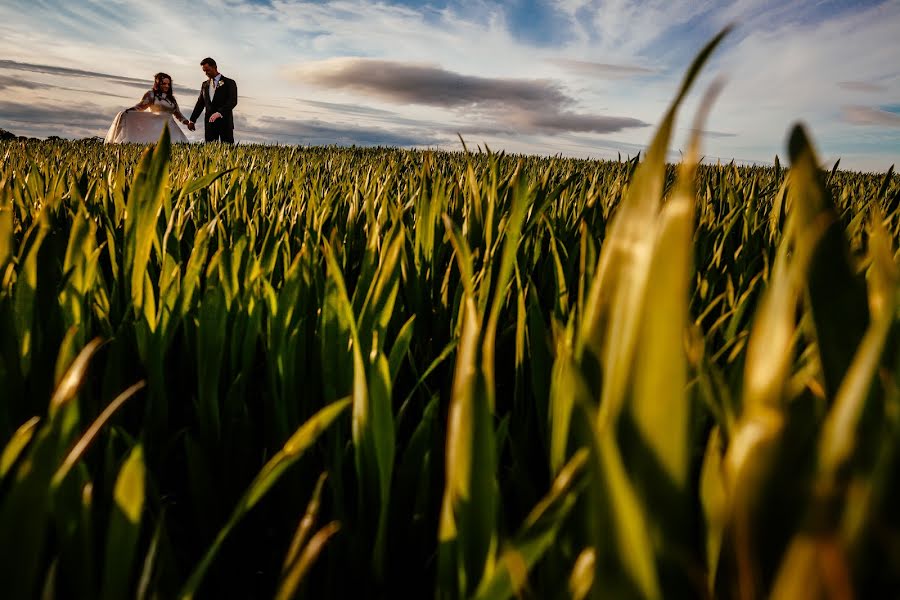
188 57 238 143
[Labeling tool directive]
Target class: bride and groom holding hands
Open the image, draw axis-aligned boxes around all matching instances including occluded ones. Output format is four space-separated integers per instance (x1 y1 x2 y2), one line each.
105 57 237 144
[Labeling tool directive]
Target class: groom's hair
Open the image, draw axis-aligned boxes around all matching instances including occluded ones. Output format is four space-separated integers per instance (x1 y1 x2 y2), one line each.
200 57 217 68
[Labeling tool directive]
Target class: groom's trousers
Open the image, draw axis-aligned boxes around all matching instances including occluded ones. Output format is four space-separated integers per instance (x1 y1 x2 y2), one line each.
205 120 234 144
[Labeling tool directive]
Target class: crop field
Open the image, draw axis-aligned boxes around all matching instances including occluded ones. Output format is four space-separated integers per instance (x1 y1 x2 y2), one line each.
1 38 900 599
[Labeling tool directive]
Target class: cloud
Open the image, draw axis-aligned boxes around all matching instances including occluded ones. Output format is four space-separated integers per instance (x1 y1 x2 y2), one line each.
294 57 647 135
0 99 114 138
0 59 196 98
505 110 646 134
690 128 737 139
549 59 657 79
298 99 402 119
0 100 111 127
0 74 42 91
293 99 444 132
0 73 144 101
0 59 148 88
553 0 721 57
842 105 900 127
296 58 569 110
239 115 443 147
695 0 900 170
454 113 647 137
838 81 888 93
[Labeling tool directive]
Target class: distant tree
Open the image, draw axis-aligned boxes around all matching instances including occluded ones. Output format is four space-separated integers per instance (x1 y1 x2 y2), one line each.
0 128 15 141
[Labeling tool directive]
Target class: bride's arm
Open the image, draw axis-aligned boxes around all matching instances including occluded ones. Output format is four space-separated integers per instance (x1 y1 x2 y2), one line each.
127 91 153 112
172 100 191 126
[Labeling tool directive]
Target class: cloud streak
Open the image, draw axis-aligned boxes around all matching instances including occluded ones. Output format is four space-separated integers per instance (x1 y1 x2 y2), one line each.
0 59 148 88
549 59 657 79
842 105 900 127
0 100 116 139
691 128 738 139
0 60 196 98
295 58 647 135
503 110 648 135
240 115 443 147
296 58 569 110
0 74 42 91
838 81 888 93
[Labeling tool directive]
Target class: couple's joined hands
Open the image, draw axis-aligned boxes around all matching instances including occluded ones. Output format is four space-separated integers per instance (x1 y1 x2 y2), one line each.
185 113 221 131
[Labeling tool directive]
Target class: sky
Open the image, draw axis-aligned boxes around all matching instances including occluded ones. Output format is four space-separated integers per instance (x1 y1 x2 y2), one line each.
0 0 898 171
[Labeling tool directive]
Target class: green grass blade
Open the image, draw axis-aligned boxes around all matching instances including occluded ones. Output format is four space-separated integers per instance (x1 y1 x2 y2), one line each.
178 168 236 199
388 314 416 384
100 444 146 600
125 125 171 316
52 381 146 488
438 296 497 599
281 472 329 574
818 211 897 476
275 522 341 600
0 197 11 268
179 398 350 599
472 449 589 600
787 125 870 400
0 416 40 480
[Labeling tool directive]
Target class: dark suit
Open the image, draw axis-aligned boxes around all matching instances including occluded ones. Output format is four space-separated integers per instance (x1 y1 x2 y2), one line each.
190 75 238 143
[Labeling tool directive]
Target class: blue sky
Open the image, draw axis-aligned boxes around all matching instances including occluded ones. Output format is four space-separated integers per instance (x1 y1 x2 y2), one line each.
0 0 898 171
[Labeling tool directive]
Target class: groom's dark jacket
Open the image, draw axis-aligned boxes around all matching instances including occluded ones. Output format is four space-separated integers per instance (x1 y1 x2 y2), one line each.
190 75 238 130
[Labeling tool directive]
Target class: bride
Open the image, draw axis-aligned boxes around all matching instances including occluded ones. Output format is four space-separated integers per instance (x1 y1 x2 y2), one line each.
105 73 191 144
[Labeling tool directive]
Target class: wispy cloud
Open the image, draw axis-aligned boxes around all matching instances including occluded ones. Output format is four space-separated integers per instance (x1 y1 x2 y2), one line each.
555 0 720 57
838 81 888 93
0 60 195 98
0 100 111 127
296 58 570 110
0 74 42 91
239 114 443 147
0 100 115 138
691 128 738 139
502 110 647 135
842 105 900 127
0 76 149 103
297 99 403 119
295 57 647 134
695 0 900 170
0 59 148 88
549 59 657 79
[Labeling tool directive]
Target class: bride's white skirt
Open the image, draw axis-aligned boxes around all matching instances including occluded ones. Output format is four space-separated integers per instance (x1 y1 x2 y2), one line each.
104 111 189 144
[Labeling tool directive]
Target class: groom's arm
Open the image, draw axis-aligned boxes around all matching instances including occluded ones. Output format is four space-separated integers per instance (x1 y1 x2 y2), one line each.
189 88 204 124
224 79 238 110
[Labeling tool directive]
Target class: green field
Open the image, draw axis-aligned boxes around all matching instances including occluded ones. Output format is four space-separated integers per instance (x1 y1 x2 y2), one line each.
2 38 900 599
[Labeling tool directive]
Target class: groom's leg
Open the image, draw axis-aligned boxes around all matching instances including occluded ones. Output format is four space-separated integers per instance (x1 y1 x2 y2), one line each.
204 123 216 143
221 128 234 144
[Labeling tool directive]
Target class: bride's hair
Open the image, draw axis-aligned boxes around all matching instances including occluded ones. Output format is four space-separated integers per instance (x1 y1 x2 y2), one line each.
152 72 176 103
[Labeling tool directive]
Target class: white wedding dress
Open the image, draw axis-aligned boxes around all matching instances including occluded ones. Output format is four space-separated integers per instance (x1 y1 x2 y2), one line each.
105 91 190 144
